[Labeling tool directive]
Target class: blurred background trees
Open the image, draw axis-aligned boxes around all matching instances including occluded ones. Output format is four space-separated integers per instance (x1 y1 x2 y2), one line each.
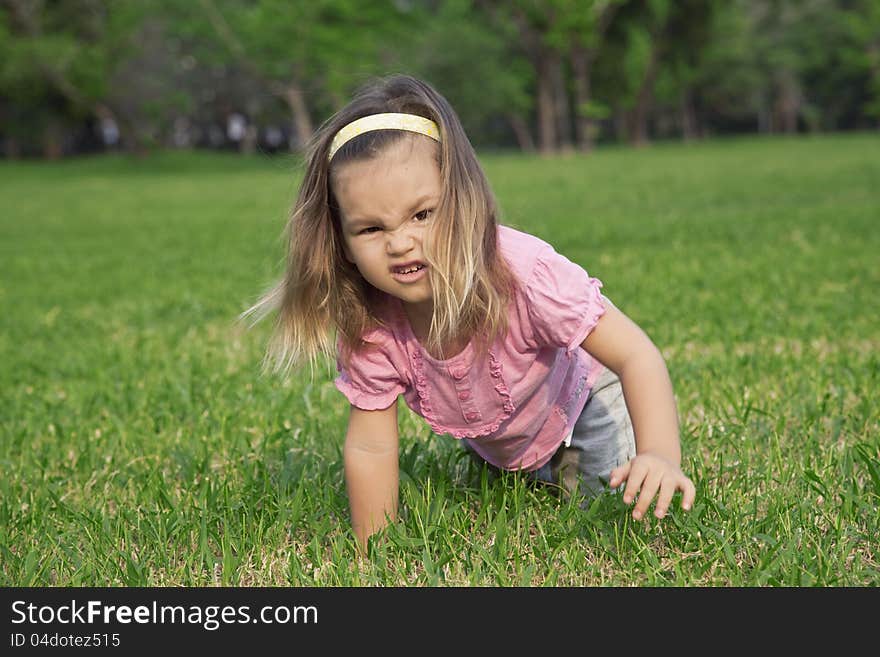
0 0 877 159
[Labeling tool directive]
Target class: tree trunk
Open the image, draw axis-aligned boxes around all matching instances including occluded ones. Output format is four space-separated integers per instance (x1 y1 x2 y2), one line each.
869 42 880 129
507 113 535 152
552 51 573 154
571 44 595 153
501 3 554 153
43 119 63 160
282 84 314 152
775 72 801 134
757 92 772 133
628 42 659 147
613 109 628 143
536 49 557 154
240 125 258 154
4 137 21 159
569 0 619 153
680 87 698 141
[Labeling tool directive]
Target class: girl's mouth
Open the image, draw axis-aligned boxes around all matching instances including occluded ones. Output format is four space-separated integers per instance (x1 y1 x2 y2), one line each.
390 262 427 283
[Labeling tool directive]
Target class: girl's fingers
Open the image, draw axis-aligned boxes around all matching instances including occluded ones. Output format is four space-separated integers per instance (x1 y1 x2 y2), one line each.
608 461 631 488
614 458 698 519
654 477 678 519
633 469 662 520
681 477 697 511
621 460 647 506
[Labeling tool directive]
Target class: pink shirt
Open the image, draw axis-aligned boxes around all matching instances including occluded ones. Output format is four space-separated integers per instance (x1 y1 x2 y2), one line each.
334 225 608 471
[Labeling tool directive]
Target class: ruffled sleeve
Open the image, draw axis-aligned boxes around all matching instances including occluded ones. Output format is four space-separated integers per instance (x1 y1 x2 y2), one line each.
334 338 406 411
524 245 608 353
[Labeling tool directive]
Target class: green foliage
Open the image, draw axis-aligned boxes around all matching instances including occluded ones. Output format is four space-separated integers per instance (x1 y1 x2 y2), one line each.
543 0 622 51
693 1 765 120
169 0 414 114
0 1 877 155
838 0 880 118
594 0 667 110
406 0 533 145
0 0 170 151
578 99 610 120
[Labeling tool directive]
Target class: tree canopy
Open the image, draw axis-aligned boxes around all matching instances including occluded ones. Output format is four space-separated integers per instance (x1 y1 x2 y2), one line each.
1 0 876 158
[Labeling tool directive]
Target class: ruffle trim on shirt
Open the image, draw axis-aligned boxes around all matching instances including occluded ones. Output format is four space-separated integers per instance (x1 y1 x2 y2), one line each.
410 349 436 423
565 277 607 354
448 411 514 439
488 351 516 415
410 348 516 439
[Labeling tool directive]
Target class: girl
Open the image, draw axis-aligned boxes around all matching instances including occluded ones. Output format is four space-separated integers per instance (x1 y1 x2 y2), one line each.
244 74 696 551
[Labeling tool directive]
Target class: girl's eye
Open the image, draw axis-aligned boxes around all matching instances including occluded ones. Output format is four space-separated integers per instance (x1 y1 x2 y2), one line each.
414 209 433 222
359 226 381 235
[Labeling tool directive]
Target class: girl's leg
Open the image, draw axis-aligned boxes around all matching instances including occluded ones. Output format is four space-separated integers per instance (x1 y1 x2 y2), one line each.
539 367 636 500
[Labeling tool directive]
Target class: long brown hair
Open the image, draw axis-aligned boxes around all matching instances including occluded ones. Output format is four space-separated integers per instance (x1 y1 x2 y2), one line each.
241 74 516 375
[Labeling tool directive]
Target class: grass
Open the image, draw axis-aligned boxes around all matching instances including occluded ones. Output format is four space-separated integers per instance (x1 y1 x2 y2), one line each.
1 133 878 586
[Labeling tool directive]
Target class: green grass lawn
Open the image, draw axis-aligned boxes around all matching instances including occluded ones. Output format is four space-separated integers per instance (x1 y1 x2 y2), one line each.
1 133 878 586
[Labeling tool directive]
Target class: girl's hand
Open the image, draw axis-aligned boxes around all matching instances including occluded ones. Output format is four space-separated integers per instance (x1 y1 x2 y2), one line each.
609 453 696 520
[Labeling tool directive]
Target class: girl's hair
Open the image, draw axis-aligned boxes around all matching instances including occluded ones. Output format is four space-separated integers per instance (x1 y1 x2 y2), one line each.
242 73 516 375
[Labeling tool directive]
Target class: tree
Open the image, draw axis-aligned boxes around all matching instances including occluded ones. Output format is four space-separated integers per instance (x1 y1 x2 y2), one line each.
598 0 674 146
838 0 880 126
0 0 162 157
683 1 765 136
564 0 623 151
688 0 871 136
652 0 721 140
477 0 625 153
177 0 414 152
407 0 534 150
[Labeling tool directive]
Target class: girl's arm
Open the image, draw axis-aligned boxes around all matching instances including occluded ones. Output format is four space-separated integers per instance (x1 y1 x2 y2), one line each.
580 302 696 519
344 401 400 553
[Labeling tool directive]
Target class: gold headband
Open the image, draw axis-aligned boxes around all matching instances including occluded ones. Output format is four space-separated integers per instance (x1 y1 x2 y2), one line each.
327 112 441 162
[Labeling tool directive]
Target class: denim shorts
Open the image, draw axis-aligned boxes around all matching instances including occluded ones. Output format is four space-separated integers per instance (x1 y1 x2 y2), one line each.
463 366 636 501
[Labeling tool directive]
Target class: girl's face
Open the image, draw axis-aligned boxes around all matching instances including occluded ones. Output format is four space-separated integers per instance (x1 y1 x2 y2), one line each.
332 135 440 323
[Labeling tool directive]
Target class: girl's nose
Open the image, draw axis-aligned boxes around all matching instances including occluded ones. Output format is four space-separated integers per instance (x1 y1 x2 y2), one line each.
386 227 415 254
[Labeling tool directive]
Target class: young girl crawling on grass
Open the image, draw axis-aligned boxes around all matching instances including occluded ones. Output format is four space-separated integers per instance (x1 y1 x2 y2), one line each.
244 74 696 551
